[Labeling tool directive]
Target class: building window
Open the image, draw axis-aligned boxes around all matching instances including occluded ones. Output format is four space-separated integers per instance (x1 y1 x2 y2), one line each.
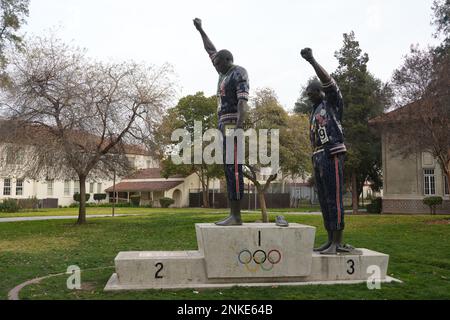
127 156 136 168
90 182 95 194
424 169 436 196
97 183 102 194
445 175 449 196
3 178 11 196
74 181 80 194
47 180 54 196
64 180 71 196
16 179 24 196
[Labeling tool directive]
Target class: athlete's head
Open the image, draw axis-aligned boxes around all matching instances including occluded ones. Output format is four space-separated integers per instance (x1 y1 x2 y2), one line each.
306 80 325 105
212 49 234 74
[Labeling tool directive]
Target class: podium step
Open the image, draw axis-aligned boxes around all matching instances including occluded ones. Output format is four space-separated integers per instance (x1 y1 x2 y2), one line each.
307 249 389 282
196 223 316 278
115 251 207 288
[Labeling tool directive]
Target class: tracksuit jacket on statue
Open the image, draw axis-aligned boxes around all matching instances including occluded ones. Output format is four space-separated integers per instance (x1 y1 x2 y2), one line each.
310 79 347 231
216 64 249 201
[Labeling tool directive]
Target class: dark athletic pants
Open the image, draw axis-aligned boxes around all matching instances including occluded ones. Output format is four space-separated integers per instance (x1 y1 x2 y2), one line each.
313 151 345 231
220 121 244 201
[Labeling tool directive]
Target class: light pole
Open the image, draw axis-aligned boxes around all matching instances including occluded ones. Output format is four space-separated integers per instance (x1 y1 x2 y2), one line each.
212 179 215 209
112 168 116 217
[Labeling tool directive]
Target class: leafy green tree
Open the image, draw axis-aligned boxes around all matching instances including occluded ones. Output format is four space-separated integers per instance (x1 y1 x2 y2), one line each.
156 92 224 208
0 0 29 81
431 0 450 51
331 31 387 212
244 88 311 222
294 76 318 115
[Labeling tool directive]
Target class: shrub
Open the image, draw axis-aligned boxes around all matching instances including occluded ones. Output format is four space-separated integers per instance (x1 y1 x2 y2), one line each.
17 197 39 210
0 199 20 213
95 202 133 208
94 193 107 203
159 197 175 208
366 197 382 214
423 196 443 215
73 193 91 203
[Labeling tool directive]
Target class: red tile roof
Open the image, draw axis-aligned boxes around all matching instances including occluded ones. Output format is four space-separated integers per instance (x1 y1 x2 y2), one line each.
105 180 183 192
369 100 423 126
125 168 185 179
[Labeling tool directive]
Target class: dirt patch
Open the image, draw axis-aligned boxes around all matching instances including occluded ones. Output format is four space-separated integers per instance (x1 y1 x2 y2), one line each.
80 282 98 291
426 218 450 225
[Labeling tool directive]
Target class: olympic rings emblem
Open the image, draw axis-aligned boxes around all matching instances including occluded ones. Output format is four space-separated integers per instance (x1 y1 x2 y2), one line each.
238 249 282 272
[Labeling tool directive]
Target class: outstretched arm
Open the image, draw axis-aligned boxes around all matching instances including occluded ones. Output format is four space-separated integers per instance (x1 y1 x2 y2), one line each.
301 48 332 85
193 18 217 59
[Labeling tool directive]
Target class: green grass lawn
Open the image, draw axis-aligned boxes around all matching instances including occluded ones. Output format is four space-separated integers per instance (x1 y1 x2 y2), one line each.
0 210 449 300
0 207 226 218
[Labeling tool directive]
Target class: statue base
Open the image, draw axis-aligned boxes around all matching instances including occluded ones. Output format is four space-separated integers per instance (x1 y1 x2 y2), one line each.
104 223 400 291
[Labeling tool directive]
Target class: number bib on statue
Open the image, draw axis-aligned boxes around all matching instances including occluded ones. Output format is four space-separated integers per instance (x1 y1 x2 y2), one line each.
318 126 329 144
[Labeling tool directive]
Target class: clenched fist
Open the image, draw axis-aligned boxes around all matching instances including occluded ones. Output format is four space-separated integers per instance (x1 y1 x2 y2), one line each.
193 18 202 31
301 48 314 62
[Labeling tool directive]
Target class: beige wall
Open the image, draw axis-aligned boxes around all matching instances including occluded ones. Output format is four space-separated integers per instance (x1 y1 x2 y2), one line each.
382 132 449 213
165 174 221 208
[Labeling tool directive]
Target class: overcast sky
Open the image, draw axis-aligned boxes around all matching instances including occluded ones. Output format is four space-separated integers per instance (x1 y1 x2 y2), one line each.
23 0 440 109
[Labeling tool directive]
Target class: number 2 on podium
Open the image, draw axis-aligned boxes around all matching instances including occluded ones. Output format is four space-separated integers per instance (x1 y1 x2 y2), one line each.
155 262 164 279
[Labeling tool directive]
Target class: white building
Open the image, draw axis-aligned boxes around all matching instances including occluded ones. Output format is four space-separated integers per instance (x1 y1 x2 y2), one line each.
105 168 218 208
0 120 217 208
0 145 160 207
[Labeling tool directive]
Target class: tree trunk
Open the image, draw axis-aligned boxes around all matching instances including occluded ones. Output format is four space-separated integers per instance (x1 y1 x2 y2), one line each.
446 170 450 196
202 189 209 208
200 168 210 208
77 175 87 225
352 171 358 214
258 189 269 223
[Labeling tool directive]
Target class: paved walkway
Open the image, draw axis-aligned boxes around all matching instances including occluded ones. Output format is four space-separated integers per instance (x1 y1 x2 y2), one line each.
0 210 366 223
0 214 136 223
243 210 364 216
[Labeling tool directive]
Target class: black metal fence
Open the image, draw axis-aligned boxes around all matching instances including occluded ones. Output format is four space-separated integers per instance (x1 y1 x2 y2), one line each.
39 198 59 209
189 192 290 209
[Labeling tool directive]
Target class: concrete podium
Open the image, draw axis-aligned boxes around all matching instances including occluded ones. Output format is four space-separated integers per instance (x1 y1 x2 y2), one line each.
105 223 399 291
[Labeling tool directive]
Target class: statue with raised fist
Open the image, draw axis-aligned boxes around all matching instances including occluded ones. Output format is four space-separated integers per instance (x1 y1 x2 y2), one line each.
300 47 354 254
193 18 249 226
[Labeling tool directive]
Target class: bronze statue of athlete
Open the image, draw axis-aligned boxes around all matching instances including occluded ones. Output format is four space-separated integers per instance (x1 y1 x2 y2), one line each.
301 48 356 254
193 18 249 226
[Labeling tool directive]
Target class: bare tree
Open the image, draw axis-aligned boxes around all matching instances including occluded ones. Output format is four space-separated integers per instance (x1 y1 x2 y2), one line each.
390 45 435 108
374 49 450 192
0 35 174 224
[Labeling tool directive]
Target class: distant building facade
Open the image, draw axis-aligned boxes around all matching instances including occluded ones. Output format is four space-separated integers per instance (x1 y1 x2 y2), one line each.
0 144 159 207
370 103 450 214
